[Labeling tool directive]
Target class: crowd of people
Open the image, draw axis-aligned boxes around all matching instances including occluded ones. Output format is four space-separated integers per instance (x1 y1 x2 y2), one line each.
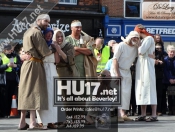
0 13 175 130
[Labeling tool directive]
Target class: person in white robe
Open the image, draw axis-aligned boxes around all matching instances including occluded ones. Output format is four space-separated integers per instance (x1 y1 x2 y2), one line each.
36 27 65 129
134 24 158 122
110 31 139 122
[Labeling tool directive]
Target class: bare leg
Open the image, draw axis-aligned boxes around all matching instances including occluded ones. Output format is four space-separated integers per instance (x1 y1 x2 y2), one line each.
120 109 125 117
151 105 157 117
141 105 147 116
29 110 37 128
18 110 26 128
86 115 94 124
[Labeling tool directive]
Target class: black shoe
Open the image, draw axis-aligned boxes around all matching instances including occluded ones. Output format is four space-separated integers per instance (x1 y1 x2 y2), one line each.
168 111 173 115
18 123 29 130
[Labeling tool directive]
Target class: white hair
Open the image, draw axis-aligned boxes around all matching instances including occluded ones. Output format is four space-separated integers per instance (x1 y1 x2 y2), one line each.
108 40 116 47
167 45 175 52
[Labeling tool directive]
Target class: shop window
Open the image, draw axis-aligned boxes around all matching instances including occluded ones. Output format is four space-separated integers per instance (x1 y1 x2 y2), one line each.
124 0 142 18
13 0 33 2
59 0 77 5
13 0 77 5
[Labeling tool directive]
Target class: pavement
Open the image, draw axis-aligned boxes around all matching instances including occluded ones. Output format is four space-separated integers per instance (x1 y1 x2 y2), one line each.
0 115 175 132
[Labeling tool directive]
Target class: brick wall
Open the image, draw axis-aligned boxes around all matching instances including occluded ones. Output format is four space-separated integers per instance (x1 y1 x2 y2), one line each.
102 0 123 17
102 0 169 17
0 0 101 12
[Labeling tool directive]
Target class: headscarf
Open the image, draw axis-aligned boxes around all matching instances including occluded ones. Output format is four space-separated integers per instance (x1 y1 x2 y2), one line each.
134 26 152 36
36 14 50 22
43 27 54 47
121 31 140 45
52 29 67 48
30 14 50 29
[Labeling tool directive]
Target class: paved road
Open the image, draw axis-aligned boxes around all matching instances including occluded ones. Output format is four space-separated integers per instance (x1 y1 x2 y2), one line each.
0 116 175 132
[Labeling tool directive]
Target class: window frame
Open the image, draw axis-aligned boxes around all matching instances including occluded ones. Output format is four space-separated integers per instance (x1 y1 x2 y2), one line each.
124 0 142 19
13 0 77 5
13 0 33 2
59 0 77 5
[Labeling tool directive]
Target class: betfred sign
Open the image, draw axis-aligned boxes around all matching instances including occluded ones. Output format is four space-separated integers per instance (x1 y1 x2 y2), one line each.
125 25 175 37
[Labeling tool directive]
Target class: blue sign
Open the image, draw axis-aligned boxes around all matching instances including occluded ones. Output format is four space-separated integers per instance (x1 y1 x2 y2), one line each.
106 25 121 37
125 25 175 37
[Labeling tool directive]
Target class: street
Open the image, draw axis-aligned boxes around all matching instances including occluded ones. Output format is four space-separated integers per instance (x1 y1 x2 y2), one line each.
0 116 175 132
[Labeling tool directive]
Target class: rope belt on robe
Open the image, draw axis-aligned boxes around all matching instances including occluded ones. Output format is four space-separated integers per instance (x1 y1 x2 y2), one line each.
30 57 43 63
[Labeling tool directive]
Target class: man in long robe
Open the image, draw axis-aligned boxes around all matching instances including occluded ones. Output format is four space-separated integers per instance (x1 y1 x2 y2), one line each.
134 24 158 122
18 14 55 130
65 20 96 117
110 31 139 122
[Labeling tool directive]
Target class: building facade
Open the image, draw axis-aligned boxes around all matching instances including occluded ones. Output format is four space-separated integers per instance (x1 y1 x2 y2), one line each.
102 0 175 49
0 0 105 44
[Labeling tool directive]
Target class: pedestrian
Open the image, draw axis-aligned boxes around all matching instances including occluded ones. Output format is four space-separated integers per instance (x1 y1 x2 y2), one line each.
18 14 56 130
110 31 139 122
36 27 61 129
163 45 175 115
0 44 21 118
134 24 158 122
65 20 97 117
94 37 110 74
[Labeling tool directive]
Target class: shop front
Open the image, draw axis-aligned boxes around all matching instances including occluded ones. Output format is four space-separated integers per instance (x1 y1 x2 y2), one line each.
103 15 175 48
0 10 104 45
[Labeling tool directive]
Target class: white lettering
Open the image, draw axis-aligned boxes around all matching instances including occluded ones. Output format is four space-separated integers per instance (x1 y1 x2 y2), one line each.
49 19 70 33
146 27 175 35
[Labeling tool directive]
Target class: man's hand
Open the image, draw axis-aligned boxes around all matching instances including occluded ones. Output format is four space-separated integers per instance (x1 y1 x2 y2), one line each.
7 62 14 67
74 47 79 51
155 60 159 65
170 79 174 84
158 60 163 64
148 54 155 59
12 64 17 68
97 56 101 61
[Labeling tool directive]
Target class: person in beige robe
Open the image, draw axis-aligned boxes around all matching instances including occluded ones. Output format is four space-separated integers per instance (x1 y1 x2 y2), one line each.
53 29 80 122
65 20 97 117
18 14 55 130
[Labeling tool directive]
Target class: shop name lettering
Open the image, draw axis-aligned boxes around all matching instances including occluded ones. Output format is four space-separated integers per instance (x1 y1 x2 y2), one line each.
153 3 174 11
146 28 175 35
8 19 70 39
49 20 70 33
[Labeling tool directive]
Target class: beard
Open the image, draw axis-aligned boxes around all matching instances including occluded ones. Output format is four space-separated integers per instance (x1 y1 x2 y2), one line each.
131 40 138 46
39 21 48 30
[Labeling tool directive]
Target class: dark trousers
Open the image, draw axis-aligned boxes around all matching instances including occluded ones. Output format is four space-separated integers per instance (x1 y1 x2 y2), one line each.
129 80 137 114
0 85 7 117
156 79 163 113
166 84 175 113
4 80 18 116
161 84 168 114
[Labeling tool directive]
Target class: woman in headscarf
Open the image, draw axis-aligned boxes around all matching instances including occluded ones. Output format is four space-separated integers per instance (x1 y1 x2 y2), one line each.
52 29 80 124
36 27 60 129
52 29 79 77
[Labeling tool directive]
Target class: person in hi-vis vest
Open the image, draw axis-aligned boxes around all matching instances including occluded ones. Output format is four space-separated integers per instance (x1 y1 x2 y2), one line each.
94 37 110 73
0 44 21 117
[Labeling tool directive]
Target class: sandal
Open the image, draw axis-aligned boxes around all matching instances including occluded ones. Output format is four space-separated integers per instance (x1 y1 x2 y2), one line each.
27 123 47 130
18 123 29 130
133 116 146 121
145 117 158 122
47 123 58 129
